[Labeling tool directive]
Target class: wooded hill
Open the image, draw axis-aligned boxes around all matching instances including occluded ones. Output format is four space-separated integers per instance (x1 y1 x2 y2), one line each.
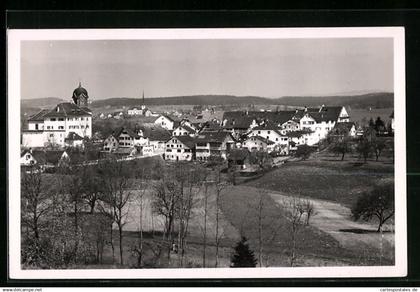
22 92 393 109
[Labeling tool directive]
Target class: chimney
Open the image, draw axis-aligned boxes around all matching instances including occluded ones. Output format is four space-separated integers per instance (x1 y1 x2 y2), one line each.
304 106 307 112
319 104 325 112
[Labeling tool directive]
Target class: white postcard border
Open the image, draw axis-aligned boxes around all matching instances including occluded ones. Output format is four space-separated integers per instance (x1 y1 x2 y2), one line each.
7 27 407 279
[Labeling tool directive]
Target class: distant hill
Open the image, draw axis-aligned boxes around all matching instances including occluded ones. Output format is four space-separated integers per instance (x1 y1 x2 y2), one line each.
21 97 65 108
91 95 271 108
275 92 394 109
22 92 394 110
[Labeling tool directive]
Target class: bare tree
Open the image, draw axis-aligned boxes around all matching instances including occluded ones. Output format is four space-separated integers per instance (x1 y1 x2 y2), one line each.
214 166 229 267
283 197 308 267
200 180 210 268
21 166 48 240
151 166 180 264
97 158 132 266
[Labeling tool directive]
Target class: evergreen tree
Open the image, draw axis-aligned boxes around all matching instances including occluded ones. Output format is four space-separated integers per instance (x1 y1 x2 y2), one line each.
230 237 258 268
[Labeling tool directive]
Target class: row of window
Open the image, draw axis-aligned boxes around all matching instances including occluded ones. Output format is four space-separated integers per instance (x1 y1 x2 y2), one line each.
49 117 89 121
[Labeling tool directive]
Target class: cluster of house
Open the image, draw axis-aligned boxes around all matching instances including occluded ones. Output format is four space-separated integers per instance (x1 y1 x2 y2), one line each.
20 83 360 167
101 105 357 162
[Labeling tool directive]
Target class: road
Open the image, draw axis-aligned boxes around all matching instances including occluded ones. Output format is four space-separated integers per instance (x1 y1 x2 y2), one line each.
269 192 394 259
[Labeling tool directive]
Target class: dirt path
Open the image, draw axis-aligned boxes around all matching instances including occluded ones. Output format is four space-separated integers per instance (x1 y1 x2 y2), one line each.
269 192 394 257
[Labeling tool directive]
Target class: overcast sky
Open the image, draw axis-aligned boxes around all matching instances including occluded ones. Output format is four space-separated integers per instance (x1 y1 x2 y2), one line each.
21 38 394 100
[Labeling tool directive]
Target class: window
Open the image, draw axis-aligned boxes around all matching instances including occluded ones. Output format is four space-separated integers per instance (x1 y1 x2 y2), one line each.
268 131 271 134
258 131 261 134
58 118 64 121
177 149 181 153
81 117 84 121
51 118 56 121
59 126 64 130
26 154 31 159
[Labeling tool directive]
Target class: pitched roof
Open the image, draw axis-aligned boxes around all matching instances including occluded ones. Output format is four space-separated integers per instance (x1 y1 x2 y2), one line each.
287 129 313 138
28 109 50 121
245 135 275 145
43 103 92 118
173 136 196 149
251 126 285 136
113 127 140 139
196 131 234 143
222 111 295 129
65 132 84 141
139 125 172 141
30 150 66 165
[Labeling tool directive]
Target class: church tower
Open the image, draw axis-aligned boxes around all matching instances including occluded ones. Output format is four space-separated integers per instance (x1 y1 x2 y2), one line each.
72 82 89 108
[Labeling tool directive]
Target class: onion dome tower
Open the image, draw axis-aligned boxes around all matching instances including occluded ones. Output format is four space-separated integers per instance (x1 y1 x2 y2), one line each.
72 82 89 107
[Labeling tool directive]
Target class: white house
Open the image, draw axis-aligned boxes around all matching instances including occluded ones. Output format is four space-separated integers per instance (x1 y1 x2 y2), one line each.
172 124 196 137
154 115 178 131
164 136 195 161
195 131 235 161
103 127 141 152
22 84 93 149
22 102 92 148
249 127 289 155
242 136 274 153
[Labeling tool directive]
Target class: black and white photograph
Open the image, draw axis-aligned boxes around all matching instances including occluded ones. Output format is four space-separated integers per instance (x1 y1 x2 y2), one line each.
7 28 406 279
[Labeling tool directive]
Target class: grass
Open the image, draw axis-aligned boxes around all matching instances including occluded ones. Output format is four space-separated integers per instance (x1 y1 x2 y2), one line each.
218 185 391 266
243 154 394 208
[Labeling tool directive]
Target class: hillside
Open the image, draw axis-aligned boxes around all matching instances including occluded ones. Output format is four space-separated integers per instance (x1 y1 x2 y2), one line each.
21 97 65 108
275 92 393 108
90 95 271 108
21 92 394 110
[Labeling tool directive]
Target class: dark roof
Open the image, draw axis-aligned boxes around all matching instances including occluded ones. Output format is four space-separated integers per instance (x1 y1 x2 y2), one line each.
30 150 66 165
196 131 234 143
28 109 50 121
65 132 84 141
251 125 284 136
245 135 275 145
287 129 313 138
173 136 196 149
73 82 88 98
113 127 140 139
222 111 295 129
139 125 172 141
43 103 91 118
294 106 343 123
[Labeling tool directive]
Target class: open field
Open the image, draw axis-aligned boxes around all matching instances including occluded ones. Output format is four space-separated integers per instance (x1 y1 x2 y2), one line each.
244 154 394 208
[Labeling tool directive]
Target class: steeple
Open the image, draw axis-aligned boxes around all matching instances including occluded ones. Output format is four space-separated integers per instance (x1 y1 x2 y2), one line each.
142 90 145 105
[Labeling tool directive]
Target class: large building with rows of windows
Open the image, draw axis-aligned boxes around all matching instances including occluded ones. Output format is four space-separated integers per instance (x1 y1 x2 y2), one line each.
21 83 92 148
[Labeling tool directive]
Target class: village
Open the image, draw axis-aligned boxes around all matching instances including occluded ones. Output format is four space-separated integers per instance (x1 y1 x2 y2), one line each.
20 83 394 170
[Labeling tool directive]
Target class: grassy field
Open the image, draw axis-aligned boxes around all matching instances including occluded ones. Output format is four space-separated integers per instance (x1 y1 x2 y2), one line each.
244 154 394 208
218 185 392 266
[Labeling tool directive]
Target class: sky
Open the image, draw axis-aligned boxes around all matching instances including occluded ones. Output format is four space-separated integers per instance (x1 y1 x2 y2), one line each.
20 38 394 100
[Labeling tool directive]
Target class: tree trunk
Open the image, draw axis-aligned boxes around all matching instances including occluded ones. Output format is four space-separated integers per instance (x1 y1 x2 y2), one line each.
119 223 124 265
202 185 208 268
110 224 115 264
